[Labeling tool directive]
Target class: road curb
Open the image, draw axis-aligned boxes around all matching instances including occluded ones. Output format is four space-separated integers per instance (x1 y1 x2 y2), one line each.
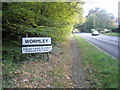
86 39 117 59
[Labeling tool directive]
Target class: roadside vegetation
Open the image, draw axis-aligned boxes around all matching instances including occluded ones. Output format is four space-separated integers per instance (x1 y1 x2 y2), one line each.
3 36 73 88
103 32 120 37
75 35 118 88
75 7 119 35
75 8 116 32
2 2 119 88
2 2 84 88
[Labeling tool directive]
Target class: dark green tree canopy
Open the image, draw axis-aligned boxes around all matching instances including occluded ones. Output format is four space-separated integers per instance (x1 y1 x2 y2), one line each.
2 2 84 43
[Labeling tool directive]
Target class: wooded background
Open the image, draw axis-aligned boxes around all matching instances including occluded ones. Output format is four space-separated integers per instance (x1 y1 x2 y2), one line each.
2 2 84 44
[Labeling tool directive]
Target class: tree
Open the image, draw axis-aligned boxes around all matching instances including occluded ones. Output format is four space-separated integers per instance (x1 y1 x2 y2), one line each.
80 8 115 32
2 2 84 43
83 14 99 32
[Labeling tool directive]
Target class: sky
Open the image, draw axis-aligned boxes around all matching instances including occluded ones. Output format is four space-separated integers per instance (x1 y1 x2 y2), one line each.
83 0 119 18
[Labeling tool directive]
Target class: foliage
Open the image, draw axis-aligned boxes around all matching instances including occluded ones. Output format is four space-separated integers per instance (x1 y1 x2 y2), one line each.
2 2 84 87
2 1 84 78
112 27 120 33
78 8 116 32
82 14 99 32
2 2 84 43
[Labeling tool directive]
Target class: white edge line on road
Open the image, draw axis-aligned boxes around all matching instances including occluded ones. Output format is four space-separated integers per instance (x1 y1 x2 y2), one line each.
85 39 117 60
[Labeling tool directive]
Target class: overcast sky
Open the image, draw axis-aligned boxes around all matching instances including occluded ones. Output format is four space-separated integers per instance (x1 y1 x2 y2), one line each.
83 0 119 17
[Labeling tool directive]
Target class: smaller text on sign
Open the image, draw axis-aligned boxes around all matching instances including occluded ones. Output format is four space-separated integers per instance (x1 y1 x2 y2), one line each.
22 46 52 54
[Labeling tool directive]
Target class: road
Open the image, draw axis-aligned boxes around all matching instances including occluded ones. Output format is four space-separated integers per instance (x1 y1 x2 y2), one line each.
75 33 119 60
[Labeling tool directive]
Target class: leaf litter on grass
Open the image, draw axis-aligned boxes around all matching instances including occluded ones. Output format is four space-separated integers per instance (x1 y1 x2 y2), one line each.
11 36 74 88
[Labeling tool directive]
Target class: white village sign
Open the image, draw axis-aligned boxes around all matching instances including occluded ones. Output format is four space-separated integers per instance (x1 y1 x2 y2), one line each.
22 37 52 54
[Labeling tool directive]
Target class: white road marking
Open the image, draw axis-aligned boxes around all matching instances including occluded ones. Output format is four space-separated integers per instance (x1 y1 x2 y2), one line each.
85 39 117 60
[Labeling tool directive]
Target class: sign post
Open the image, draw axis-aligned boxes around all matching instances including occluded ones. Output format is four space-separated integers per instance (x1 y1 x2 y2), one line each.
22 37 52 61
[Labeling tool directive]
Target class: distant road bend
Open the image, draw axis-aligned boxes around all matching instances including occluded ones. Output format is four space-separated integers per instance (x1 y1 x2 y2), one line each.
76 33 119 60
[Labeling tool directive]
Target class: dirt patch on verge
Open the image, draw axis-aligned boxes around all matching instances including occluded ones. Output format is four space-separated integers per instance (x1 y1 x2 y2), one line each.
70 35 90 88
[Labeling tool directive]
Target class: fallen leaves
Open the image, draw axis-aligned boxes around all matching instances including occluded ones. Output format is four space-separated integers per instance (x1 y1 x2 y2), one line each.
11 38 74 88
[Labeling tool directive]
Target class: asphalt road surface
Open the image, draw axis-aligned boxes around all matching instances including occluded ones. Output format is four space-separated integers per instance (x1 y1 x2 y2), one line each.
75 33 120 60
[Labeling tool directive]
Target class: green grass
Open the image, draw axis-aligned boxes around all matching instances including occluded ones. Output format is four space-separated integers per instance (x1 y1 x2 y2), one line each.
75 35 118 88
104 32 120 36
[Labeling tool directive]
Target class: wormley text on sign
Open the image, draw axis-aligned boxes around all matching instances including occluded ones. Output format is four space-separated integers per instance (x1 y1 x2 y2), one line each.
22 37 52 54
22 37 51 45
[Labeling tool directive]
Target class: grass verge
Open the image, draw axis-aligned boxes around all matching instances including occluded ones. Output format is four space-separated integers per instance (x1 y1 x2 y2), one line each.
75 35 118 88
2 36 73 88
103 32 120 37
